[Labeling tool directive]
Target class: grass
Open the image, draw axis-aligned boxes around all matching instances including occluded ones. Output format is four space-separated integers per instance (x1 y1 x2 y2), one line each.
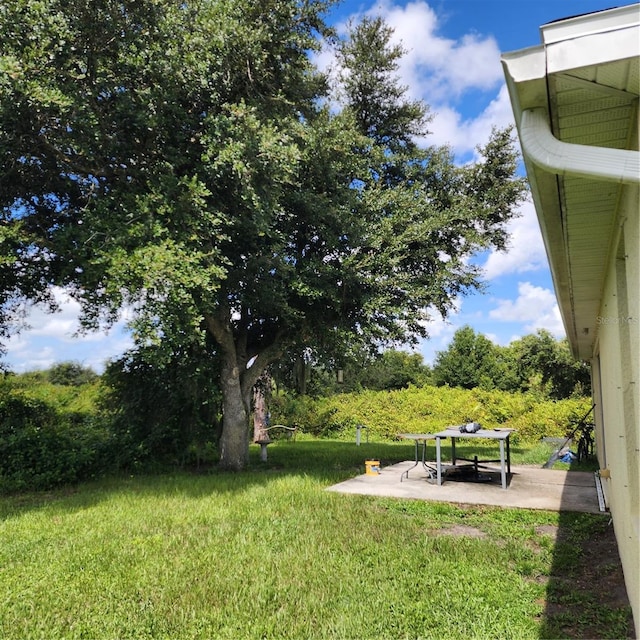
0 439 631 639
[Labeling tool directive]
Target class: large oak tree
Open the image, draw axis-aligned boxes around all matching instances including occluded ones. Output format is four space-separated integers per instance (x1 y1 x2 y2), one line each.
0 1 526 469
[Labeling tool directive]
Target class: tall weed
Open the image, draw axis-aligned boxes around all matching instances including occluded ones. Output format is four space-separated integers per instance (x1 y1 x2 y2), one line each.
0 379 113 492
271 385 591 444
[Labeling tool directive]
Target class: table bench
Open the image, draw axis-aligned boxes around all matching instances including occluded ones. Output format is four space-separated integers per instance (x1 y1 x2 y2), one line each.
255 425 297 461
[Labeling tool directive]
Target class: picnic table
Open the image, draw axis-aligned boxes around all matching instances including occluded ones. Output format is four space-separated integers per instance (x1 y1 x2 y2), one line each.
433 427 514 489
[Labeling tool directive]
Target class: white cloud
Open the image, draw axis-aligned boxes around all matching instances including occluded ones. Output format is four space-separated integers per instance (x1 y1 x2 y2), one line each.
427 86 515 157
14 346 57 372
420 297 462 337
456 84 516 147
489 282 565 337
80 333 135 372
419 298 466 364
366 0 503 101
3 287 133 373
15 288 103 342
445 33 503 93
482 196 548 280
13 289 77 334
482 84 519 131
316 0 508 157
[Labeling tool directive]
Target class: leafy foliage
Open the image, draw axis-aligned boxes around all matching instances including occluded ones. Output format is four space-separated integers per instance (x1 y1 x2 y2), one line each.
432 325 506 390
355 350 431 391
0 203 54 356
1 1 526 469
509 329 591 399
432 327 591 399
0 348 224 491
1 359 590 492
100 343 223 469
272 347 431 397
271 384 592 444
0 377 112 491
47 361 99 386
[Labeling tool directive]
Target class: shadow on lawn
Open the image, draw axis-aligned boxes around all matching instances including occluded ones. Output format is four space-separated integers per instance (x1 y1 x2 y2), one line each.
250 437 534 473
0 439 400 520
536 460 635 640
2 438 634 640
249 438 406 477
0 438 533 521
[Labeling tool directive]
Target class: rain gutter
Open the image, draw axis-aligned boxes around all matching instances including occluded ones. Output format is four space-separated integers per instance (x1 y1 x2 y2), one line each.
519 108 640 184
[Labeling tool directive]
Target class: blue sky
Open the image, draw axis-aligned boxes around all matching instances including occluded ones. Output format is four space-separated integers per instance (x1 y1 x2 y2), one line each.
4 0 637 373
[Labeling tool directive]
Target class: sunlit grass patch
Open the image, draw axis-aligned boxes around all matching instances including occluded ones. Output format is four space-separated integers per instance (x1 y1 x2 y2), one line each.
0 440 630 639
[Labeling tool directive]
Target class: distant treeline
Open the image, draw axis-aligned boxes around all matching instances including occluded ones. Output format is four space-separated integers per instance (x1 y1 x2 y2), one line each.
274 327 590 400
1 326 590 492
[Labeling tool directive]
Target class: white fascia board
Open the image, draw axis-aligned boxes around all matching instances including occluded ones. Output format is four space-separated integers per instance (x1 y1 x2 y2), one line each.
500 48 548 115
500 46 546 83
541 3 640 45
545 24 640 74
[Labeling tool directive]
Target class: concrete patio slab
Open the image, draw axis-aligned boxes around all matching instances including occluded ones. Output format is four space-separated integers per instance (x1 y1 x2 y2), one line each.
327 461 603 513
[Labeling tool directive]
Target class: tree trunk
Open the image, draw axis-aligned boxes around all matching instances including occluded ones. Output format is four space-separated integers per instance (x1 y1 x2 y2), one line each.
204 312 284 471
218 354 250 471
252 373 270 443
295 355 307 395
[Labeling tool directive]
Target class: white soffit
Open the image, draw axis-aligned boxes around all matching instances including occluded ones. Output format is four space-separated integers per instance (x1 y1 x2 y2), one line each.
501 4 640 360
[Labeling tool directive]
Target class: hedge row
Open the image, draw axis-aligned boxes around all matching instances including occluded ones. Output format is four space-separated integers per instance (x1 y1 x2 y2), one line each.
1 377 592 492
0 381 114 492
271 385 592 444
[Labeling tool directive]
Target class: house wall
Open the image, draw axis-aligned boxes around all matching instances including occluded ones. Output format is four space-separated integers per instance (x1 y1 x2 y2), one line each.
592 176 639 633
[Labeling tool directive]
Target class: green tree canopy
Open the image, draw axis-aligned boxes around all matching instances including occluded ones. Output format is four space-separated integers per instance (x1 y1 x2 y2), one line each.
0 1 527 469
432 325 504 390
508 329 591 399
432 326 590 398
47 361 98 386
101 341 223 468
358 350 430 391
273 347 431 396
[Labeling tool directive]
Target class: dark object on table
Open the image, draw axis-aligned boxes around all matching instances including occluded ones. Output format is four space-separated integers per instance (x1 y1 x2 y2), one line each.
459 422 481 433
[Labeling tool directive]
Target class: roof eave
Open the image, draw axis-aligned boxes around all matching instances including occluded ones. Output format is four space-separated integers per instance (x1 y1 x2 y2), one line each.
501 4 640 360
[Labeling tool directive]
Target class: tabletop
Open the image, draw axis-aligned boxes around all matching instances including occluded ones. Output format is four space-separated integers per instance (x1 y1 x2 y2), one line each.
433 428 514 440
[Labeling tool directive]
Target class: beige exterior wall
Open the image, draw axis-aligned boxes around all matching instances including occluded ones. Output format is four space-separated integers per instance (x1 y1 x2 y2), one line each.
592 177 640 629
503 10 638 629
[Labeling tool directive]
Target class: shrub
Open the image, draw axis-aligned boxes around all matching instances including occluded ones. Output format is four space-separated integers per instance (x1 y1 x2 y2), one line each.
100 345 223 470
0 381 113 492
273 385 591 444
47 362 99 386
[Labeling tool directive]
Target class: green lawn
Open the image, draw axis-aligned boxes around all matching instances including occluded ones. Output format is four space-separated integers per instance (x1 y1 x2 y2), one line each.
0 439 631 639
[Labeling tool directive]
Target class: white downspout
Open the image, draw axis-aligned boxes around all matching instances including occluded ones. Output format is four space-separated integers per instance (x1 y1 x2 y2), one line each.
520 108 640 184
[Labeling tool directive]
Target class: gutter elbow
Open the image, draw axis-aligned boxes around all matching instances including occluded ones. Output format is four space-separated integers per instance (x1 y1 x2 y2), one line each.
520 108 640 185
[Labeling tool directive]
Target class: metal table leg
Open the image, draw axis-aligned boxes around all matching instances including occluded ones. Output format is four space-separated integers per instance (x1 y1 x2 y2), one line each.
401 440 420 482
401 438 436 481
